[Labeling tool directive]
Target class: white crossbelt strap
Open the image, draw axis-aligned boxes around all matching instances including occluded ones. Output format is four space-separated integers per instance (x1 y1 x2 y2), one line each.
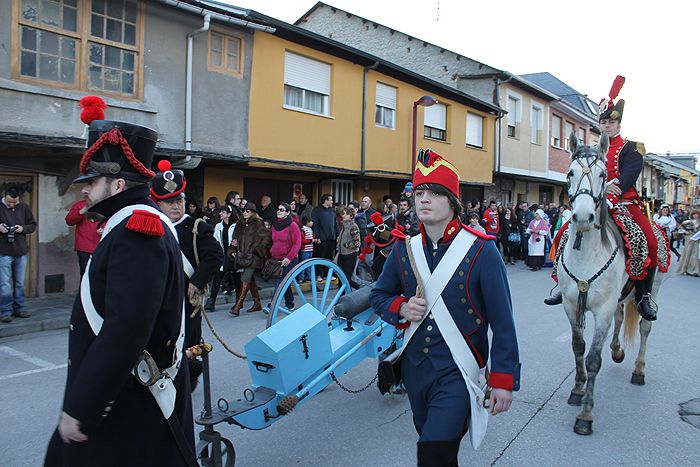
411 229 490 449
80 204 186 419
393 230 476 356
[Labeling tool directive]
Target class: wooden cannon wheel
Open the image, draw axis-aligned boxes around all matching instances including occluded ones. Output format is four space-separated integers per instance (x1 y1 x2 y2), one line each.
265 258 352 328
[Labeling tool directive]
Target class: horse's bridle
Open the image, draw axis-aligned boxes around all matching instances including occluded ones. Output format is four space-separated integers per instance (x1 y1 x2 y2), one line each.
567 146 607 210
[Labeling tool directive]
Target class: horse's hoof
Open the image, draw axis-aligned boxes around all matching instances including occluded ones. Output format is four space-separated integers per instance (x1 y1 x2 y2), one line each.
573 418 593 435
612 349 625 363
568 393 583 406
631 373 645 385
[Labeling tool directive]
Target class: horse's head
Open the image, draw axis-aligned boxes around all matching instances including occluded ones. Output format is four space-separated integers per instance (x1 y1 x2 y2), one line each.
568 133 609 232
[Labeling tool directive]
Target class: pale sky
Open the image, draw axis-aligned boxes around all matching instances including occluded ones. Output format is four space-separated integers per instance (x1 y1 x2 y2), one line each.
224 0 697 158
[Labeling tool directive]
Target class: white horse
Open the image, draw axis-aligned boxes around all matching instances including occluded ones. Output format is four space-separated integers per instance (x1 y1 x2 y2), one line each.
558 133 665 435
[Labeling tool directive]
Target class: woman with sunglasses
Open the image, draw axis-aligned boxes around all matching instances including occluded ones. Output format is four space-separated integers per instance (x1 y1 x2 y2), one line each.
267 203 302 310
229 203 271 316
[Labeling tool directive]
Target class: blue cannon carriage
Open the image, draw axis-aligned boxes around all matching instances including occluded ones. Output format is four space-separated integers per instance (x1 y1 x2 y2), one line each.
194 259 402 466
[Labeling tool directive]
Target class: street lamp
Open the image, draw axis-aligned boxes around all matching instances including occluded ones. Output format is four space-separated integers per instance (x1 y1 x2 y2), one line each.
412 95 438 174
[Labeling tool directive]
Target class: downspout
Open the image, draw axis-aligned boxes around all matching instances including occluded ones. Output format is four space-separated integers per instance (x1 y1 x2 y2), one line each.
361 62 380 176
493 75 513 202
185 14 211 154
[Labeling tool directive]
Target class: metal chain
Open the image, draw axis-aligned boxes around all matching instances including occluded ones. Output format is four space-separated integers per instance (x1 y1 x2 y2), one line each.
330 370 378 394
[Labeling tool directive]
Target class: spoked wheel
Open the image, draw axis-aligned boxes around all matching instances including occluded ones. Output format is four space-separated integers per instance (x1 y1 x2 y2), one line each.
197 435 236 467
265 258 352 328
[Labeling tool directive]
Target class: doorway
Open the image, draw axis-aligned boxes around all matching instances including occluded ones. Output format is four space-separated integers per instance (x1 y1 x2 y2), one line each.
0 174 38 297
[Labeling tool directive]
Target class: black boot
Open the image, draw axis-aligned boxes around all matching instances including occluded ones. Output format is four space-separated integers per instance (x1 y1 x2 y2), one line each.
204 298 215 312
417 440 460 467
544 291 562 305
635 269 657 321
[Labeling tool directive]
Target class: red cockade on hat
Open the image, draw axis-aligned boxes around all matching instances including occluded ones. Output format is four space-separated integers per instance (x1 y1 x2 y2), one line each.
413 149 460 197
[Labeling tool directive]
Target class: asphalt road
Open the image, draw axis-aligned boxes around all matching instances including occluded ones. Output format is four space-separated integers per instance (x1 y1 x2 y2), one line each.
1 262 699 466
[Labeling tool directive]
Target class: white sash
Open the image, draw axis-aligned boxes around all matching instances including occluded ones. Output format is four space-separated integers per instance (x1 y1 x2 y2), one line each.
411 229 490 449
80 204 185 419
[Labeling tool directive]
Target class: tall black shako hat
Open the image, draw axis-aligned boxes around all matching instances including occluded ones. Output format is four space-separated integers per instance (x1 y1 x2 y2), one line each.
150 160 186 201
74 95 158 184
598 75 625 122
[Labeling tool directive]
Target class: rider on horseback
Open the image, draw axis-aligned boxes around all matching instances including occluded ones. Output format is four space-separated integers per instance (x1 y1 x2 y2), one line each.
545 76 663 321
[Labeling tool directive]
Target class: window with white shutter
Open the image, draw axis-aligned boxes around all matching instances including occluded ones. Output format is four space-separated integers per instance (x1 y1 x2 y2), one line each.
564 121 575 150
283 51 331 115
531 105 543 144
424 103 447 141
507 96 520 138
551 115 562 148
466 112 483 148
375 82 396 129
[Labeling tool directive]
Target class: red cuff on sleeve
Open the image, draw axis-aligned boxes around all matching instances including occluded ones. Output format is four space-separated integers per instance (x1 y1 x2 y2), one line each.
489 372 514 391
388 296 410 329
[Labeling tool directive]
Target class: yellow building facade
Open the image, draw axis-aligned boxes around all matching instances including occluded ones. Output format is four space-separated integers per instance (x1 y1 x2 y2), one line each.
232 26 500 207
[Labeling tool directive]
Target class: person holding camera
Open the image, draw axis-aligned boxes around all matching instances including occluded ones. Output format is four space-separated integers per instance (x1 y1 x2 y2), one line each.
0 185 37 323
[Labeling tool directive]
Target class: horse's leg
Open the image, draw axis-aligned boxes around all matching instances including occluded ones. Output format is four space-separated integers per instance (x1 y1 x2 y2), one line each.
631 319 652 385
610 304 625 363
574 308 614 436
568 319 586 406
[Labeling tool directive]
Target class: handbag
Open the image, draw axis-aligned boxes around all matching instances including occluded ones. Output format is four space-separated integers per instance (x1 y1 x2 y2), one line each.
235 251 254 268
507 231 521 243
261 258 283 280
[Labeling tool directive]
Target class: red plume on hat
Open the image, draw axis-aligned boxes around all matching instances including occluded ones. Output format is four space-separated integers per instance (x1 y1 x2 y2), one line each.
598 75 626 121
79 95 107 124
607 75 625 101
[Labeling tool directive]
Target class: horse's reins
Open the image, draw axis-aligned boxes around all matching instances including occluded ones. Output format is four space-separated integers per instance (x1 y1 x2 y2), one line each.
561 244 619 328
567 147 607 250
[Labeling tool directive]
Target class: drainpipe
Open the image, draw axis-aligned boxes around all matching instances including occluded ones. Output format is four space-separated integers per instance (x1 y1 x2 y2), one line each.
361 61 380 176
185 14 210 153
493 75 513 202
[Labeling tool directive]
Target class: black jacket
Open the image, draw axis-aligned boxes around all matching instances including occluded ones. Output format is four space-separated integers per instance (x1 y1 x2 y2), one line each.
175 214 223 349
46 186 193 467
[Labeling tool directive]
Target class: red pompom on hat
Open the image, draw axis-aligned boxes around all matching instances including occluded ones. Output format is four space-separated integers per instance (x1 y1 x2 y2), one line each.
413 149 460 197
157 160 171 172
79 95 107 124
369 211 384 225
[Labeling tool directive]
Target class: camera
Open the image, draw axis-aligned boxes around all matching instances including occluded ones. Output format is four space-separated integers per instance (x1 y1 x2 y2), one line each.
6 225 15 243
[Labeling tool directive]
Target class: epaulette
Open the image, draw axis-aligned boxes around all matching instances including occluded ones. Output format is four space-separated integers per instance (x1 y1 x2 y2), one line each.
390 228 407 240
463 224 496 240
635 141 646 156
126 210 165 236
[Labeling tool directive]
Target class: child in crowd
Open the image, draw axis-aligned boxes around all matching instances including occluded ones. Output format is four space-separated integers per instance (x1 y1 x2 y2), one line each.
299 217 315 282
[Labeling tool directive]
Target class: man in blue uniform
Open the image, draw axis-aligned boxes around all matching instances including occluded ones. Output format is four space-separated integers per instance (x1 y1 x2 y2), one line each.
151 160 223 390
45 98 197 467
370 149 520 467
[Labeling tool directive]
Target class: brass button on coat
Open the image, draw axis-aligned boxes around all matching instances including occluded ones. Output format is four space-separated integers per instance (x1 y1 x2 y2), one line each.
458 270 465 276
423 348 429 354
476 318 482 325
425 337 431 343
460 297 467 304
468 308 474 314
427 325 433 331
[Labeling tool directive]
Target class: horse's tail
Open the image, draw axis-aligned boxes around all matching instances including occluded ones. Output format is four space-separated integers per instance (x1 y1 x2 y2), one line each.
623 300 639 346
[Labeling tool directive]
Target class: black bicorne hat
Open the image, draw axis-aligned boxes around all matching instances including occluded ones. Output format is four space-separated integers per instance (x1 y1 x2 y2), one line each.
150 160 186 201
598 75 626 122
